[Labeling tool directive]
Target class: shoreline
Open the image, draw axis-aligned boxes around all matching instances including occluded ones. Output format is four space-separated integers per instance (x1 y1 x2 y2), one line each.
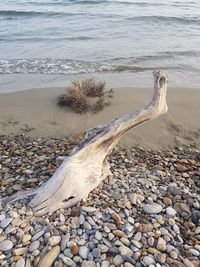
1 72 200 94
0 86 199 149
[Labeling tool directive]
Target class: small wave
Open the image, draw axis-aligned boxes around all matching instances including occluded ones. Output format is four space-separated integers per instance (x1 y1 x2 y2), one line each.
0 36 95 42
111 65 193 73
126 15 200 25
0 10 84 18
0 59 112 75
26 0 188 8
107 50 200 66
111 66 149 73
159 50 200 58
0 56 198 75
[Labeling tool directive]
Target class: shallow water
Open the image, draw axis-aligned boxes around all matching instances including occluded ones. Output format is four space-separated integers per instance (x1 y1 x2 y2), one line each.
0 0 200 90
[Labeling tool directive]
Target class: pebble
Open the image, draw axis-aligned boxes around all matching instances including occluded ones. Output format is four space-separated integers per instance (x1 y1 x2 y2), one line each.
82 261 96 267
92 248 101 258
71 245 79 255
81 206 96 213
134 232 142 241
143 203 163 214
71 217 80 229
128 217 135 224
157 237 167 252
79 214 85 225
183 258 196 267
32 230 45 241
13 247 28 256
113 230 126 238
60 255 75 266
163 197 172 206
124 263 135 267
132 240 143 248
157 253 166 264
143 255 155 265
113 255 124 265
104 225 110 233
95 231 102 240
49 236 61 246
189 249 200 257
166 207 176 217
38 245 60 267
167 186 180 196
22 234 31 243
61 233 70 251
29 240 40 252
170 250 178 259
0 218 13 228
180 203 190 213
101 261 110 267
0 240 13 251
119 245 133 257
15 258 25 267
148 237 154 247
79 246 89 259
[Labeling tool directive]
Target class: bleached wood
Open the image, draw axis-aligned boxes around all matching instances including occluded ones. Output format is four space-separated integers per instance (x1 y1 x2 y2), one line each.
1 71 168 215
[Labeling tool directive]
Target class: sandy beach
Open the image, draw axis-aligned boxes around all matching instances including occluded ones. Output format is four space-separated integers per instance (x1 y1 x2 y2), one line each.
0 86 199 149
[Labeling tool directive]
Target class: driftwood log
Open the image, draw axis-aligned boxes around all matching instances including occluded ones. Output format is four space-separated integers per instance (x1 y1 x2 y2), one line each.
2 71 168 215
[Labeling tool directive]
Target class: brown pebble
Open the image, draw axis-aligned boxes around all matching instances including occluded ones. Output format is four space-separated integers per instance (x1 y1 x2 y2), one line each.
163 197 172 206
148 247 161 254
112 212 122 226
113 230 127 238
165 192 172 198
143 223 153 233
134 225 143 233
176 164 187 172
71 245 79 255
154 232 161 239
179 203 190 213
13 256 22 262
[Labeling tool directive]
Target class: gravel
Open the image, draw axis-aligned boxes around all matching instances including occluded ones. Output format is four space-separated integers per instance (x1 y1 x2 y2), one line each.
0 135 199 266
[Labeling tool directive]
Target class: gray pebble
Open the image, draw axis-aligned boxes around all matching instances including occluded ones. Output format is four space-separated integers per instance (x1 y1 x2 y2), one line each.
61 233 70 251
113 255 124 265
166 207 176 217
79 246 89 259
95 231 102 240
81 206 97 213
143 255 155 265
0 240 13 251
15 258 25 267
29 240 40 252
60 254 75 266
0 218 13 228
92 248 101 258
143 203 162 214
32 230 45 241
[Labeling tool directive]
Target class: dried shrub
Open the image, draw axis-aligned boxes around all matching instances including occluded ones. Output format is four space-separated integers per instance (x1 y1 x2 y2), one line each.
71 79 105 97
92 97 105 113
67 88 88 113
57 78 113 113
57 94 69 107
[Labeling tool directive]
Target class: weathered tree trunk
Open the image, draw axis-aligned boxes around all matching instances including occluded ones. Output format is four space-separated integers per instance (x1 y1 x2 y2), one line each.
2 71 168 215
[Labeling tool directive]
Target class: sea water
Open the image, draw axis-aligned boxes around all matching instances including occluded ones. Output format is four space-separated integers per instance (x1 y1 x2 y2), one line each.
0 0 200 90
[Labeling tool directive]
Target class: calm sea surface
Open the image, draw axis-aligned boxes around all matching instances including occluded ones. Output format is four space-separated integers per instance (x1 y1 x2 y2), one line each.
0 0 200 89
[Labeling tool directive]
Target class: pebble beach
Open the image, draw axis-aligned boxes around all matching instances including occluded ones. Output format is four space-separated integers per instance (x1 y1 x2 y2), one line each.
0 134 199 267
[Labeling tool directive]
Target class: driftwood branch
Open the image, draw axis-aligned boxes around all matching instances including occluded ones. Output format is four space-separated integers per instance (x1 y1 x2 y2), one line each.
2 71 168 215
